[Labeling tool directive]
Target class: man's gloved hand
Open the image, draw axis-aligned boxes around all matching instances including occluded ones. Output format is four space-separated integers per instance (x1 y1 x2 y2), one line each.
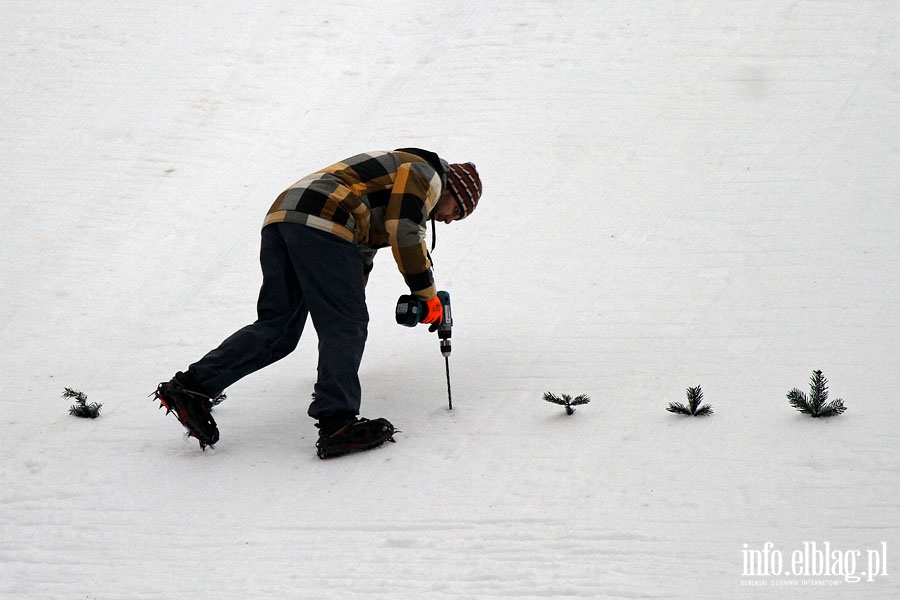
395 294 443 329
421 295 444 331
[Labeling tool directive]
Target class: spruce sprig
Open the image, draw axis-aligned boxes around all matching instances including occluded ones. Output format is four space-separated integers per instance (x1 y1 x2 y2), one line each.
787 370 846 417
63 387 102 419
667 385 713 416
543 392 590 415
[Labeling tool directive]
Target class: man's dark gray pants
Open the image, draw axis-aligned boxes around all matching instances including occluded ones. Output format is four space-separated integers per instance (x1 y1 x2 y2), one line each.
182 222 368 421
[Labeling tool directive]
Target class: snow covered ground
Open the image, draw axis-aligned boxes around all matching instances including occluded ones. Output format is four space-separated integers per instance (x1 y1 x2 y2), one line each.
2 1 898 598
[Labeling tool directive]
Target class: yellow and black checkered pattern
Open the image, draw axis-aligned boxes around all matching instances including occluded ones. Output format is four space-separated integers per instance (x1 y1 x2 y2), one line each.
264 149 444 299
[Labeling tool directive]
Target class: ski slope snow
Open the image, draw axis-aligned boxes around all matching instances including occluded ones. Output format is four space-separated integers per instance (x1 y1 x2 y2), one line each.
1 2 898 598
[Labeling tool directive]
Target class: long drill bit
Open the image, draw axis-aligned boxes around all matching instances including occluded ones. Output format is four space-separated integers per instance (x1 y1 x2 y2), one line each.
444 355 453 410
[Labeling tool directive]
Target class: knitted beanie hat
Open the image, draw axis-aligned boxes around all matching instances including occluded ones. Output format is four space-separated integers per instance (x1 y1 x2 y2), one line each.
445 162 482 219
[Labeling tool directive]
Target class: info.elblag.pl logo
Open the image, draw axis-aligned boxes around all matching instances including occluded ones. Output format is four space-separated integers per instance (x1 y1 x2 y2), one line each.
741 541 889 586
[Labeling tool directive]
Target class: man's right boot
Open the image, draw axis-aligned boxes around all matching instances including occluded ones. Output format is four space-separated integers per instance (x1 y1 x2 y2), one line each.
315 416 395 459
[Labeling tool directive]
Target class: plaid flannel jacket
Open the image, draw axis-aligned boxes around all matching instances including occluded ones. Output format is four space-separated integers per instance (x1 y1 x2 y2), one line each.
263 149 445 300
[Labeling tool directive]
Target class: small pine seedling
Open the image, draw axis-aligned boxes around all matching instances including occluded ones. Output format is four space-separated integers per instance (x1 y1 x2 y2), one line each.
787 370 846 417
63 387 102 419
543 392 590 415
667 385 713 416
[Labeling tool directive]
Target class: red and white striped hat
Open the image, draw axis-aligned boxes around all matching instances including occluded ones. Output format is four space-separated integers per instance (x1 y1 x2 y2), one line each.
445 162 482 219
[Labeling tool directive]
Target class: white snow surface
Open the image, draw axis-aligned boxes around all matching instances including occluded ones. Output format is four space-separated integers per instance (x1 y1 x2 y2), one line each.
2 2 899 598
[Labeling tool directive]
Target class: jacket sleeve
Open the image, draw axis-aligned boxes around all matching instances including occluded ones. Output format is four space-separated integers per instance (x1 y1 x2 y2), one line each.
384 161 442 300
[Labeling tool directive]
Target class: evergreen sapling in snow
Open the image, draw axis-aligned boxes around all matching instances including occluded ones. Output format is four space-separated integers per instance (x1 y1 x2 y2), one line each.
667 385 713 416
787 370 846 417
543 392 590 415
63 387 102 419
